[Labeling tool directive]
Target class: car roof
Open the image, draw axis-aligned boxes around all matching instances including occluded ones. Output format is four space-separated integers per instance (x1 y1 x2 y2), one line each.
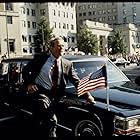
1 55 33 63
63 55 108 62
1 55 108 63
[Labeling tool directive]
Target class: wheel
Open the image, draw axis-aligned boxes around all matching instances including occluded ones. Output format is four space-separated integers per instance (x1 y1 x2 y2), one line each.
74 120 103 136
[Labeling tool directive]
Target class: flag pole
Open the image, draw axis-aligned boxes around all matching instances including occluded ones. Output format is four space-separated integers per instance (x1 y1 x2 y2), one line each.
106 86 110 111
105 63 110 111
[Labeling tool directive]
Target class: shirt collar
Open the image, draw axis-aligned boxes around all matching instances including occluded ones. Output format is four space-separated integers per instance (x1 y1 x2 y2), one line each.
50 53 62 62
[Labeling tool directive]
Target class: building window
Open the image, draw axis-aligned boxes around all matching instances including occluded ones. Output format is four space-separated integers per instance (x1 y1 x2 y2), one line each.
71 13 73 19
67 24 69 29
27 8 30 15
83 12 86 16
132 7 136 13
71 24 74 30
79 13 82 17
88 11 92 16
71 37 75 43
93 11 96 15
31 9 36 16
63 37 67 42
88 5 92 9
98 10 102 15
29 35 32 42
58 11 60 16
63 23 66 29
9 39 15 52
27 21 30 28
32 22 36 29
7 16 12 24
54 22 57 28
66 12 68 18
62 2 65 6
78 6 81 10
70 2 74 8
123 9 127 15
5 3 13 11
123 17 127 23
112 16 116 20
122 2 126 7
22 35 27 42
59 23 61 28
53 9 56 16
112 8 116 13
22 20 26 27
21 7 25 14
40 9 45 16
107 9 111 14
63 11 65 17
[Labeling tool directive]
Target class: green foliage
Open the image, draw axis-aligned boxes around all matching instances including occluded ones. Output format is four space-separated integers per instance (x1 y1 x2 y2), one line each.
110 31 127 56
32 17 53 53
77 26 98 55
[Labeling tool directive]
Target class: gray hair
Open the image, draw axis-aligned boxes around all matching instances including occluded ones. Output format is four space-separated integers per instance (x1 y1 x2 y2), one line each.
50 36 63 48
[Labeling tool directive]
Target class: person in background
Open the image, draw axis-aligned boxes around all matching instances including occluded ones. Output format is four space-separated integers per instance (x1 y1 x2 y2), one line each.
22 37 95 137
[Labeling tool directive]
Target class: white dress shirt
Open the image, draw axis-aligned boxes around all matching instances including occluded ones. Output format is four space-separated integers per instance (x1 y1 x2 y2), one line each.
35 54 62 90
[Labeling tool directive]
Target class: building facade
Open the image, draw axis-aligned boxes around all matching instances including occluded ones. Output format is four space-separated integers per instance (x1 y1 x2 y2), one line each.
38 2 77 49
0 2 77 59
76 2 140 28
0 3 22 58
81 20 113 56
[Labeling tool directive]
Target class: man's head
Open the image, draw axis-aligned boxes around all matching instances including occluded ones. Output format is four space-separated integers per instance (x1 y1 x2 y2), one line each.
50 37 65 58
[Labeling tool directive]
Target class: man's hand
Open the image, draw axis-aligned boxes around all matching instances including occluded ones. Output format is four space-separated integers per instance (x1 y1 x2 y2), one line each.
27 84 38 94
86 95 96 104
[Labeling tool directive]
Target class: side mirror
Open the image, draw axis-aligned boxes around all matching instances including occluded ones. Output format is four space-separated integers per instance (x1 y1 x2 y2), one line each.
135 76 140 86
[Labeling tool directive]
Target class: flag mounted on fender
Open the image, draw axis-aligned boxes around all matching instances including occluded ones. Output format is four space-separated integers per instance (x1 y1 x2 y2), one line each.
77 64 107 96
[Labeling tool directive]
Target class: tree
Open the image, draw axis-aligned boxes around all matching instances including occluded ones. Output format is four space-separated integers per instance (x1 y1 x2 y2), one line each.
109 30 127 56
32 17 53 53
77 26 98 55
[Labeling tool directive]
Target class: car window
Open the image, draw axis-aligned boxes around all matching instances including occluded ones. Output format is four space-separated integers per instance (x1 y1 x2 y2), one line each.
66 60 129 87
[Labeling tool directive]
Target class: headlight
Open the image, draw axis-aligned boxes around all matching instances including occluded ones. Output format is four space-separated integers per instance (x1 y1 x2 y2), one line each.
127 119 139 128
114 116 140 135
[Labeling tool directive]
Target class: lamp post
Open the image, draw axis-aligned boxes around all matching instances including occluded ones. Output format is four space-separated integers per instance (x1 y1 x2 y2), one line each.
5 7 10 58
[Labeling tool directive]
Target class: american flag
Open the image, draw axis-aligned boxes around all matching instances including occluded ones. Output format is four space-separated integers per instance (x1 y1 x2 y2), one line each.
77 65 107 96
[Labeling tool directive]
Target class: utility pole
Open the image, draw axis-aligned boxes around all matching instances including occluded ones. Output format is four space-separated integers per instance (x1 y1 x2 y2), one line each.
5 6 10 58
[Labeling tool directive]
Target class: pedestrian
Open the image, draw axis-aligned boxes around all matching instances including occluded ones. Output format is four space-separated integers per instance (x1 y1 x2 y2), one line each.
22 36 95 137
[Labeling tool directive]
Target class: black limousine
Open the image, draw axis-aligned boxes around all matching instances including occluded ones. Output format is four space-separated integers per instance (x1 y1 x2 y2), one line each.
0 55 140 136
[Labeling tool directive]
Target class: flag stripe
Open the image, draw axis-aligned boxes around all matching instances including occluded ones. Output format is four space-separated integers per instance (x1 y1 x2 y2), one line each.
77 65 107 96
78 77 105 91
78 81 106 96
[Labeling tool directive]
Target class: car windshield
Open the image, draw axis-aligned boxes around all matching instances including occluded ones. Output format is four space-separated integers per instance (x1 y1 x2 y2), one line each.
66 59 129 87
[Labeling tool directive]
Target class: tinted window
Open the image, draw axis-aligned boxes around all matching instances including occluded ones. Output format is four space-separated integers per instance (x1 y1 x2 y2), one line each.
66 60 129 87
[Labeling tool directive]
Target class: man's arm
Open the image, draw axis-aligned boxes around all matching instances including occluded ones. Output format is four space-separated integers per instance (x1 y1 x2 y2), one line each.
69 62 96 104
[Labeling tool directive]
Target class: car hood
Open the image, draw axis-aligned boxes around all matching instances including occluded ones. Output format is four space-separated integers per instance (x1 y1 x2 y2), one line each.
65 85 140 117
91 86 140 116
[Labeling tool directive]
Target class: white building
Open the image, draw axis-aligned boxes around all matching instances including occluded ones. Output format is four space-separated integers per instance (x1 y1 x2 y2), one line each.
18 3 38 56
114 23 140 55
0 2 77 59
38 2 77 49
82 20 113 56
0 3 22 58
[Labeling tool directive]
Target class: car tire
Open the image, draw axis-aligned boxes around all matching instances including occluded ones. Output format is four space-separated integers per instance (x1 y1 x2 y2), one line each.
74 119 103 136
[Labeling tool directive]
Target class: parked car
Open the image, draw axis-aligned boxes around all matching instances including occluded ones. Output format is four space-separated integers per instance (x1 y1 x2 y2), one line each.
110 57 130 68
0 55 140 136
136 59 140 66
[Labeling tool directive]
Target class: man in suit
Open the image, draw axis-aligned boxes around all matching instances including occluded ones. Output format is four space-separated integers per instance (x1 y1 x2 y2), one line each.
22 37 95 137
